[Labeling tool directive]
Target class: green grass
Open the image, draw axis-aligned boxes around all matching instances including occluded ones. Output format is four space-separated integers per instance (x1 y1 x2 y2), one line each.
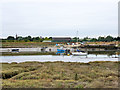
1 61 119 88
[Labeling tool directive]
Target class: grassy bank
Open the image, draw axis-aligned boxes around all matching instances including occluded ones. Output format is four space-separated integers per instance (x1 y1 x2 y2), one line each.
1 61 119 88
2 41 120 48
2 42 64 48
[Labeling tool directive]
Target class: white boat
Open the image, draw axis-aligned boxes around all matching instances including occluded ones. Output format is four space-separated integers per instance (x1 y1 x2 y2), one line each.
72 52 87 56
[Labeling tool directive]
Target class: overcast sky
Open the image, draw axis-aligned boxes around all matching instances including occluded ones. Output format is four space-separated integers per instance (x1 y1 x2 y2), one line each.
1 0 119 38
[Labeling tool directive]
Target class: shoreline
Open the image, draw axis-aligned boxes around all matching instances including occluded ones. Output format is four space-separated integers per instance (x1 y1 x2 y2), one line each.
1 60 119 64
1 51 119 56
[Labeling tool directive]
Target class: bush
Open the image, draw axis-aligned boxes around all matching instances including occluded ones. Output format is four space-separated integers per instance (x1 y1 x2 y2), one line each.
2 70 20 79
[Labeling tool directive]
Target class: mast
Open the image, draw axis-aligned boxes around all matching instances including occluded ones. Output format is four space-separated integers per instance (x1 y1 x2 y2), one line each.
76 30 78 43
76 30 78 49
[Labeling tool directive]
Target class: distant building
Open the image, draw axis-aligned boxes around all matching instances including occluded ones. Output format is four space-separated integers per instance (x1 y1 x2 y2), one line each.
43 40 52 42
40 36 43 39
52 37 71 42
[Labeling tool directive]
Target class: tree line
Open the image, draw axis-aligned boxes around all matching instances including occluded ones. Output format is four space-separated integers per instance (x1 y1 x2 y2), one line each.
1 36 52 42
1 35 120 42
72 35 120 42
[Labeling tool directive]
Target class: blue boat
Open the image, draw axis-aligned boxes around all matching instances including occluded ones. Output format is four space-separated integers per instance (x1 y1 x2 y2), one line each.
57 49 65 52
56 49 65 55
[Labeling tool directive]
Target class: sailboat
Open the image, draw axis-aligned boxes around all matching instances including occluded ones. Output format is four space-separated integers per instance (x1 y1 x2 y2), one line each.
72 31 88 56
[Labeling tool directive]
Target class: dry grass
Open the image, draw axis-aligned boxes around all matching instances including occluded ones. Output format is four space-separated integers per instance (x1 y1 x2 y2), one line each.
2 42 65 48
1 61 119 88
86 41 119 45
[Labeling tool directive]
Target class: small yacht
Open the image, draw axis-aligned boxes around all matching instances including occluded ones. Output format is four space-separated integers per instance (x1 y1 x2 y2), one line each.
71 30 88 56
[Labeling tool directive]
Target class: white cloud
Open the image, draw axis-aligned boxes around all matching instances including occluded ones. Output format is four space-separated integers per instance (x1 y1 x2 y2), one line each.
1 0 119 3
1 0 119 37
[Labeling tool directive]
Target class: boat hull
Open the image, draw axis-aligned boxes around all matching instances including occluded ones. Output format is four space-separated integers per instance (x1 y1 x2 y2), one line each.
72 52 87 56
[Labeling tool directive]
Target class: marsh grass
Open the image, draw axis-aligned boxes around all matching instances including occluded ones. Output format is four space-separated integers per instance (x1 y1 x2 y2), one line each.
1 61 119 88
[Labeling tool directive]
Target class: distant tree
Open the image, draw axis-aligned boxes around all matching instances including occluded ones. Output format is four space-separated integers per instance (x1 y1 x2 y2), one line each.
33 37 39 40
27 36 32 41
113 37 118 41
90 38 97 42
105 35 113 42
82 37 89 41
73 37 77 40
98 36 105 41
49 37 52 40
44 37 49 40
24 36 32 41
35 37 40 40
2 39 6 42
73 37 79 42
7 36 15 40
17 36 23 41
4 35 119 42
116 37 120 41
32 37 41 42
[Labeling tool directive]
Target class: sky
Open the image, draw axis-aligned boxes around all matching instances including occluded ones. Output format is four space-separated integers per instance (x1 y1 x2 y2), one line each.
1 0 119 38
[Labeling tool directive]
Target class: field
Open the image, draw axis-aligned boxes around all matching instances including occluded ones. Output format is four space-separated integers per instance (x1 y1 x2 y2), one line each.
1 61 119 88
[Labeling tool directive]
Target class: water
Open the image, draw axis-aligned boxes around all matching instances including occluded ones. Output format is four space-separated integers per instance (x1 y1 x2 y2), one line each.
0 54 119 63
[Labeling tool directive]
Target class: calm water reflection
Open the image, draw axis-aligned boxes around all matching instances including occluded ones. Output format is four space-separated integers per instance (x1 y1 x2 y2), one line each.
1 54 118 63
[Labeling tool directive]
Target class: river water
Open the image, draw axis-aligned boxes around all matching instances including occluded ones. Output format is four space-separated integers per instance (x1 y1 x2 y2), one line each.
1 54 119 63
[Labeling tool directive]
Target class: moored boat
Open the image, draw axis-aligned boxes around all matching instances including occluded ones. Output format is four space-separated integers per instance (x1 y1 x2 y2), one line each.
71 30 88 56
72 52 87 56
